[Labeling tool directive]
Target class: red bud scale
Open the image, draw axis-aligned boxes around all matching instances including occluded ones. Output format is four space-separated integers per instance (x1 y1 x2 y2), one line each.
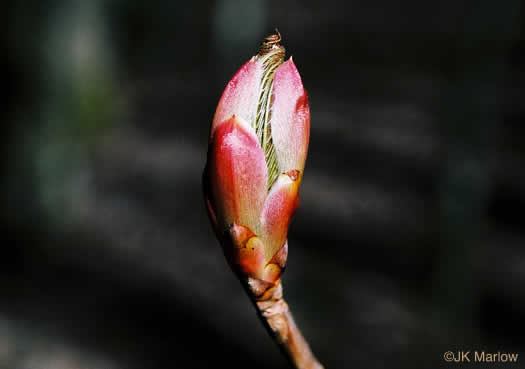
203 32 323 369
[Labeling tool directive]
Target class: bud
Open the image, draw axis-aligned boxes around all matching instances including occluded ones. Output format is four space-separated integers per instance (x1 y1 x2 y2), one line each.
203 32 310 292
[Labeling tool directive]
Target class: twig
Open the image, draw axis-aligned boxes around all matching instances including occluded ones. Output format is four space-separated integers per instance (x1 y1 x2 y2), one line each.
244 278 325 369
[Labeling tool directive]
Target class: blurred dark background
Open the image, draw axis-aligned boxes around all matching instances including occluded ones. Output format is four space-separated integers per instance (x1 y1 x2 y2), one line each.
3 0 525 368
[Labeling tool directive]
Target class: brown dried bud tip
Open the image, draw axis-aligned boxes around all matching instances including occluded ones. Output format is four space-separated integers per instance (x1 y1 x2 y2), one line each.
258 30 285 57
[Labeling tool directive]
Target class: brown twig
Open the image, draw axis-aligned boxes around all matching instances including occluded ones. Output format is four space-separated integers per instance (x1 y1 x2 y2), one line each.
244 278 325 369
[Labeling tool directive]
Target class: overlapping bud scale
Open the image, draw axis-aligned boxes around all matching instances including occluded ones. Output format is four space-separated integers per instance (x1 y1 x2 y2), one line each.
204 35 309 287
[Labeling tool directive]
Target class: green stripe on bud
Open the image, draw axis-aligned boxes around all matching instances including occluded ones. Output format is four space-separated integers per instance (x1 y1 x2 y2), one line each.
253 32 285 191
